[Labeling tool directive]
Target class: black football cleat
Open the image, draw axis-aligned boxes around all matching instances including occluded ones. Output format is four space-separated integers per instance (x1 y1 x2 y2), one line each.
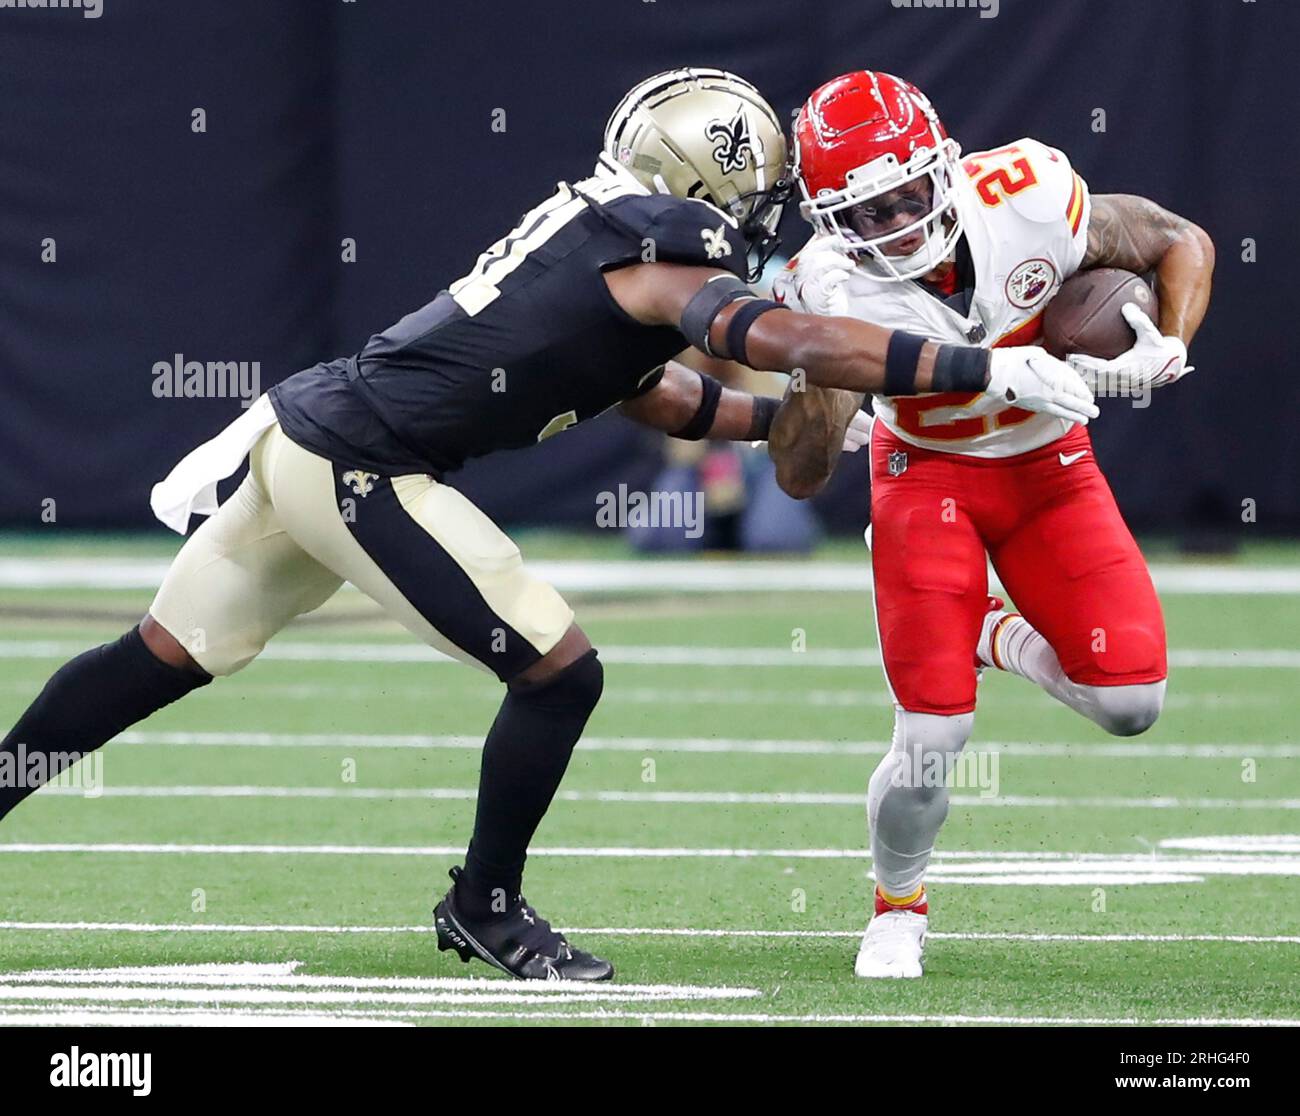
433 866 614 982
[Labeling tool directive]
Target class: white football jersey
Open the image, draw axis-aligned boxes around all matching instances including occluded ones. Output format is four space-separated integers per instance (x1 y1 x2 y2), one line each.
776 137 1091 458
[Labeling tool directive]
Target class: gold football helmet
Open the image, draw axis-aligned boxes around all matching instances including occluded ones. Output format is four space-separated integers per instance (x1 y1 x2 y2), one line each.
604 67 791 280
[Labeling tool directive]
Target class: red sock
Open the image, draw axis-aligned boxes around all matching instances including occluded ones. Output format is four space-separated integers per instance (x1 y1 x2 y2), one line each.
875 885 929 916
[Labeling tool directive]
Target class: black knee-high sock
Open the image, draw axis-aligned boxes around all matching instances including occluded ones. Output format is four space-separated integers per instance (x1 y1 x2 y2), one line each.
459 649 603 915
0 626 210 821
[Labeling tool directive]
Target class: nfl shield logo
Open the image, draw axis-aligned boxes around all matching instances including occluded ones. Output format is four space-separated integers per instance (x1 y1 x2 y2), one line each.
887 450 909 477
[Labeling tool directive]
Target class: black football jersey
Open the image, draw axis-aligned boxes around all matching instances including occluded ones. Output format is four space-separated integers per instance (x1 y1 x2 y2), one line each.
269 165 750 477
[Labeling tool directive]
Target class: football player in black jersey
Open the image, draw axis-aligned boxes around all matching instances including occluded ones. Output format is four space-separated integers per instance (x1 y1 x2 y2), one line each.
0 69 1094 981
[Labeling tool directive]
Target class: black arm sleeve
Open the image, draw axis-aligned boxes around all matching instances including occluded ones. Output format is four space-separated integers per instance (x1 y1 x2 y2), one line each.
679 276 752 356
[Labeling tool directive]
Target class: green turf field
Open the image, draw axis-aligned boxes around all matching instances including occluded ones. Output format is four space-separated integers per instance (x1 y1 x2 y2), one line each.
1 534 1298 1026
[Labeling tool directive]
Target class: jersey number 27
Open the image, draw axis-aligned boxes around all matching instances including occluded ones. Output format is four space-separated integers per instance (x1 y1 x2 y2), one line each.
963 145 1040 208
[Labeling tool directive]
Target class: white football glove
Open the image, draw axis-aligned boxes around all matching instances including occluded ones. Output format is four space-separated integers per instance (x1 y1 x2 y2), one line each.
986 346 1099 425
1066 304 1193 394
794 238 856 317
840 409 873 453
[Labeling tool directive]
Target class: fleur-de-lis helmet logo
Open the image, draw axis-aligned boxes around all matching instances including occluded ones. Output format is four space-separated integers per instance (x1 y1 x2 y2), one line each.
705 109 753 175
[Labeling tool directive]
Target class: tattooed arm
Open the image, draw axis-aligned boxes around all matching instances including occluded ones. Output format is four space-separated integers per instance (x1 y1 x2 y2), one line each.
1083 194 1215 345
768 383 865 499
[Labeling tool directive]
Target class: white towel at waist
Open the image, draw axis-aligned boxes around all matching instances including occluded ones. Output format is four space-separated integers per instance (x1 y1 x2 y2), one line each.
149 394 278 534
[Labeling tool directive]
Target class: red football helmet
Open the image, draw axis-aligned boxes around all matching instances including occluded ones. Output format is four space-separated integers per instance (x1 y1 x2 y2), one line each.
794 71 963 280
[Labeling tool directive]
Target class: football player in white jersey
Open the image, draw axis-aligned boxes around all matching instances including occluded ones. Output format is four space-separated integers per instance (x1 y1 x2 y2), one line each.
769 71 1214 979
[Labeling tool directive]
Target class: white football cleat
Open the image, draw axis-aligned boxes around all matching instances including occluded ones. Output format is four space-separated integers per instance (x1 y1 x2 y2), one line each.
854 909 928 979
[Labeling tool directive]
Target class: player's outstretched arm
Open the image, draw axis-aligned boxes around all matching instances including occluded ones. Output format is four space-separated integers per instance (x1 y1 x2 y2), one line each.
617 359 775 442
1083 194 1215 346
604 262 1097 424
605 260 912 392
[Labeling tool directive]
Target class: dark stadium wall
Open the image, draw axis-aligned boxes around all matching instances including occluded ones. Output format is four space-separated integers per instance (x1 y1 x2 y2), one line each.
1 0 1296 534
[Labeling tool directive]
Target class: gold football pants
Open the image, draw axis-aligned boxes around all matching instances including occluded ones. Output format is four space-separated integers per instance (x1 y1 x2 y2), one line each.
150 423 574 679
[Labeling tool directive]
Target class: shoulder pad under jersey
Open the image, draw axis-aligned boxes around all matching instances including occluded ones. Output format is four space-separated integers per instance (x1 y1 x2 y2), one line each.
603 193 749 278
967 137 1089 229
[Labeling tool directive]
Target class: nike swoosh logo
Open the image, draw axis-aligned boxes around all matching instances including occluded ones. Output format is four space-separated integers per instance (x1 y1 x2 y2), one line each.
1059 450 1089 466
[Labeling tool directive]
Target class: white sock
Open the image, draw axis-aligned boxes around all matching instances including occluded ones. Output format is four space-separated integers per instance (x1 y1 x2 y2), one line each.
978 611 1058 684
867 711 973 898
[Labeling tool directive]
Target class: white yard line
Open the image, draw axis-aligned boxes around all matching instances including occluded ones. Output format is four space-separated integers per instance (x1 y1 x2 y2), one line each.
0 985 750 1007
0 678 902 707
922 872 1208 885
0 1007 407 1027
0 984 753 1008
5 969 759 1000
5 679 1262 710
106 729 1300 759
0 959 1292 1028
33 784 1300 810
261 1009 1300 1026
0 962 762 1015
1 921 1296 945
1162 835 1300 853
582 929 1300 944
0 840 834 857
205 1008 1300 1026
4 556 1300 595
2 843 1300 879
3 1003 1291 1027
1 640 1298 668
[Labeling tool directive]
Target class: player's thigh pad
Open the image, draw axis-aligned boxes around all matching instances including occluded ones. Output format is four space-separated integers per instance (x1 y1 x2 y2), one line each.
149 448 344 676
990 455 1166 687
870 435 988 715
260 426 573 681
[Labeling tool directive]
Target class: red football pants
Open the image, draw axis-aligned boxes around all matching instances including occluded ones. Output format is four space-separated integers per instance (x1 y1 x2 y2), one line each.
869 423 1167 716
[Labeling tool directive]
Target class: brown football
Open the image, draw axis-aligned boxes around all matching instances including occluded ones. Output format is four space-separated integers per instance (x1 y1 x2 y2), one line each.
1042 267 1159 359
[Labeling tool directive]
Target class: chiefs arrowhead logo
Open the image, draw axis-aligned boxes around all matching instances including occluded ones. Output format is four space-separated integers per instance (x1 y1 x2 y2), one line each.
1005 258 1058 310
